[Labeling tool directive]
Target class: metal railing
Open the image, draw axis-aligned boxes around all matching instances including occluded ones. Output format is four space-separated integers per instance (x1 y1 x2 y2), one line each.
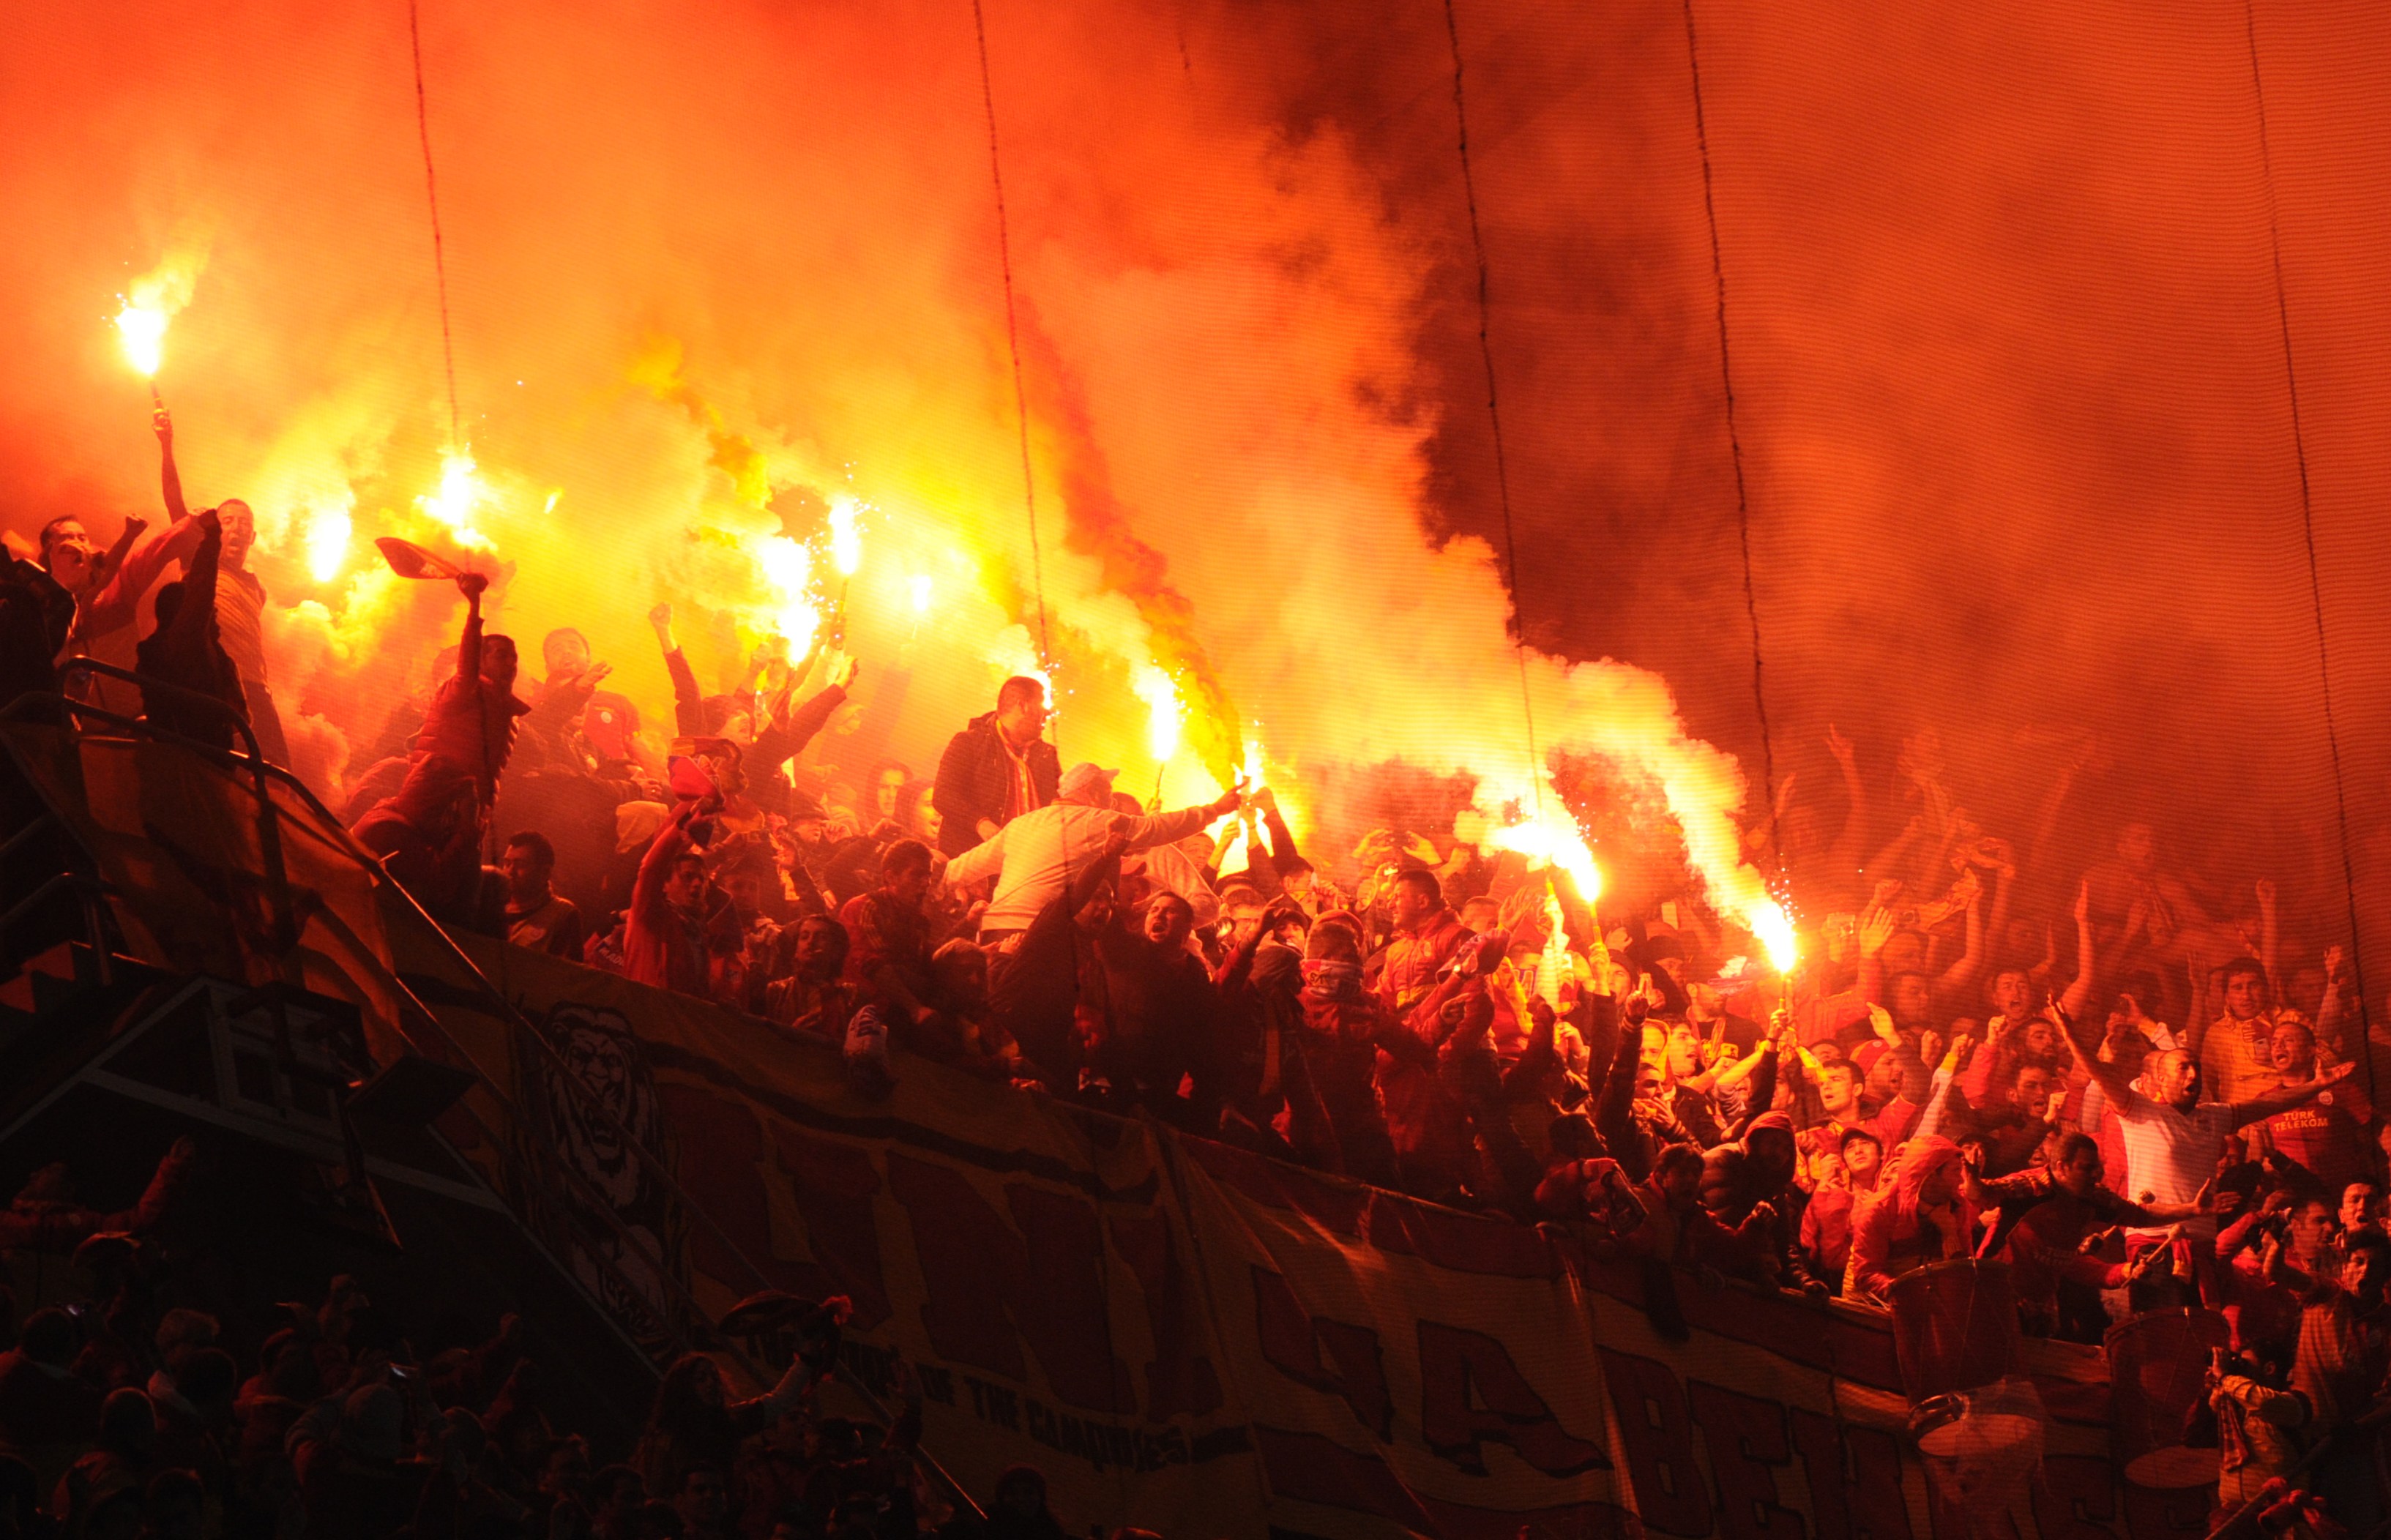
0 670 982 1518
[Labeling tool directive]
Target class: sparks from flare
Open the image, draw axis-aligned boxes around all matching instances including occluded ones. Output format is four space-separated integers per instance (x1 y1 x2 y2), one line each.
1484 810 1603 906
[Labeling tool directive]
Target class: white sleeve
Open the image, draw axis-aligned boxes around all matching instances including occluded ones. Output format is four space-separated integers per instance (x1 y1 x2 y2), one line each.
944 825 1007 887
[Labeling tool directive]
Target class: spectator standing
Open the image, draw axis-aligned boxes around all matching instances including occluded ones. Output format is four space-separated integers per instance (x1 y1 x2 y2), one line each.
931 678 1058 858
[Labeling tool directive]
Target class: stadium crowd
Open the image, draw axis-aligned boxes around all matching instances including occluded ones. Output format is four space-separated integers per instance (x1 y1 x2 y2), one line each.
2 411 2389 1535
0 1132 1037 1539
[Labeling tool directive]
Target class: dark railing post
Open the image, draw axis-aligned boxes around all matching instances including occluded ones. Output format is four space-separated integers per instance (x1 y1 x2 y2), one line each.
49 663 301 986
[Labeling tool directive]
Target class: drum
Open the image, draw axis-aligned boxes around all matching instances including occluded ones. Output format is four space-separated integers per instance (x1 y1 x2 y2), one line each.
2103 1307 2229 1488
1884 1259 2022 1403
1911 1379 2048 1538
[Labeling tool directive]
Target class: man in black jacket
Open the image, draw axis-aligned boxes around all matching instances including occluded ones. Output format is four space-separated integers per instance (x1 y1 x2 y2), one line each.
930 676 1056 857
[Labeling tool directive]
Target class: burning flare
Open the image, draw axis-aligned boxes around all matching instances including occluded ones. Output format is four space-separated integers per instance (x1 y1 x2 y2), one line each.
829 494 863 578
757 534 822 654
114 303 168 378
306 503 353 583
1133 664 1182 767
417 448 495 551
1483 807 1603 907
112 242 208 380
1752 900 1799 975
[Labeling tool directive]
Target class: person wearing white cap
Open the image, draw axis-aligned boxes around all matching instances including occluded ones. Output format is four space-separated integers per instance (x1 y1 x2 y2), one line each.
946 761 1245 943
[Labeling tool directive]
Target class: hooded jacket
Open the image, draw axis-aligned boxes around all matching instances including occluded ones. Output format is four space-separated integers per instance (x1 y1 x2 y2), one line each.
1843 1135 1977 1301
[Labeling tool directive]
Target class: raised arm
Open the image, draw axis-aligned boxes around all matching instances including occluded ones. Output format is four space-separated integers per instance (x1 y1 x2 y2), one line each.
75 515 201 646
2056 1000 2136 1108
631 802 701 918
1910 1044 1967 1143
650 602 706 738
157 511 223 656
1709 1036 1777 1091
1935 874 1990 997
2058 878 2100 1020
454 572 488 686
2316 945 2350 1056
94 515 143 591
2256 879 2280 995
1124 785 1241 851
749 657 855 773
2229 1061 2356 1131
1595 1004 1649 1179
155 407 190 523
1722 1040 1779 1141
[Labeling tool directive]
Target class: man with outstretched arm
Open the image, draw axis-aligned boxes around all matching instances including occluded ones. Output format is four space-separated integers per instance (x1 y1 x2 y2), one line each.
43 407 204 714
945 761 1242 946
2056 998 2353 1303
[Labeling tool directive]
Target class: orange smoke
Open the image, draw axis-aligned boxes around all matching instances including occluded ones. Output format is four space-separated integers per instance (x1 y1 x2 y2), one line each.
0 0 1799 928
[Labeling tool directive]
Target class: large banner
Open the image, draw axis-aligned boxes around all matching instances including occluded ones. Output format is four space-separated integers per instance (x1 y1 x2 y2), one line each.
403 936 2167 1540
0 722 2177 1538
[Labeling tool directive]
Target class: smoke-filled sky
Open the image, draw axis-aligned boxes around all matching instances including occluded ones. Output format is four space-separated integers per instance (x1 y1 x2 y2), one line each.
6 0 2391 944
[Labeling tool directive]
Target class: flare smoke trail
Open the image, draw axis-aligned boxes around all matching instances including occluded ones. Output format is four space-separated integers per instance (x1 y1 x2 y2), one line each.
31 1 2389 934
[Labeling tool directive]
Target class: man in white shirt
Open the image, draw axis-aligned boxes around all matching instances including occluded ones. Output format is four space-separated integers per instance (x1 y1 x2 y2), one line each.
2062 1004 2351 1238
947 761 1243 943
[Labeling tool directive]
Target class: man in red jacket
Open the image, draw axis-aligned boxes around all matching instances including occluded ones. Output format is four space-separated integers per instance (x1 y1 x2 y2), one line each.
1372 869 1471 1014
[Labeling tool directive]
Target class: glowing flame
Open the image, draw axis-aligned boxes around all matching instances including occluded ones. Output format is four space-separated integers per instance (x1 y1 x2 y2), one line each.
829 494 862 577
417 448 494 550
114 302 168 378
909 574 933 614
1485 812 1603 906
1537 889 1573 1007
1752 900 1799 975
1133 664 1183 766
306 504 352 583
112 244 206 378
757 534 821 654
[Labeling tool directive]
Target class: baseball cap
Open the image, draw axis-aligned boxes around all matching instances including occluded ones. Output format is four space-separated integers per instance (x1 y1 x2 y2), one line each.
1059 762 1117 801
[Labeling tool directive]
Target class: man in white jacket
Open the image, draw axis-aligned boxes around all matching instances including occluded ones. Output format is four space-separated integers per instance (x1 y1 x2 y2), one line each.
947 760 1244 943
